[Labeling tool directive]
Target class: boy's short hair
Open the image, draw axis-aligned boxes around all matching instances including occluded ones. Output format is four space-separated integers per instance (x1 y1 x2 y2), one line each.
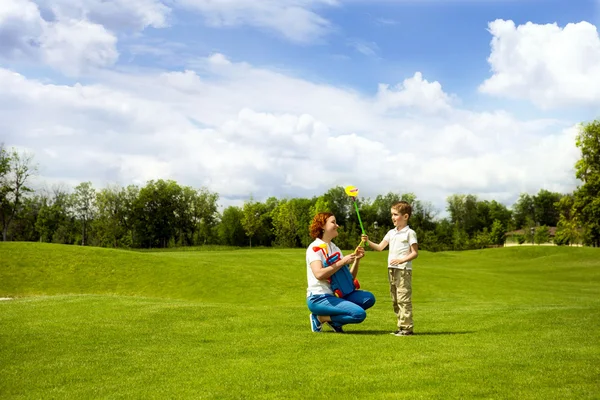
391 201 412 218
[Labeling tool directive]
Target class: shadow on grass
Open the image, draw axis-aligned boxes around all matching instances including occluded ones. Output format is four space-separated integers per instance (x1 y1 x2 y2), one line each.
344 330 475 336
412 331 475 336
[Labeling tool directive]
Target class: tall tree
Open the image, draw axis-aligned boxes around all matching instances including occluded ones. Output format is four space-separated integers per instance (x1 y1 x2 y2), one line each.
554 194 580 245
0 147 37 241
309 196 331 217
533 189 561 227
488 200 512 231
489 219 506 246
512 193 535 229
446 194 479 236
271 199 298 248
9 194 44 241
218 206 246 246
134 180 182 248
35 185 73 244
573 120 600 246
71 182 96 246
95 185 127 247
193 187 220 245
241 197 262 248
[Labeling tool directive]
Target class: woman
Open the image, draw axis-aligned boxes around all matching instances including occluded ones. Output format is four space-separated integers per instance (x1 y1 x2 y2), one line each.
306 212 376 333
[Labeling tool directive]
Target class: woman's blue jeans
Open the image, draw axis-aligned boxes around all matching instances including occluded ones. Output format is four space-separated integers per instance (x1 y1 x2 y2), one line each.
307 290 376 327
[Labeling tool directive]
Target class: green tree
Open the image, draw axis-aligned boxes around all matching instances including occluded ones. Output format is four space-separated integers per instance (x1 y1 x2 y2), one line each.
433 219 454 251
533 189 561 227
256 197 278 247
447 194 479 237
242 197 262 248
471 228 490 249
573 120 600 247
218 206 246 246
95 185 128 247
0 147 37 241
193 187 219 245
534 225 551 244
512 193 535 229
489 219 506 246
9 194 44 241
71 182 96 246
35 186 74 244
271 199 305 247
134 180 182 248
310 196 331 217
554 194 580 246
452 227 469 251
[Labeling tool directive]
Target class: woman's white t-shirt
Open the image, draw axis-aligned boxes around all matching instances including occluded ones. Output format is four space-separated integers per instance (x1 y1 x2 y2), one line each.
306 238 343 297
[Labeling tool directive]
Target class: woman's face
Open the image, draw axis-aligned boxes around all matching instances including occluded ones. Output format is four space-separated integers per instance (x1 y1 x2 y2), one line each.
323 215 339 238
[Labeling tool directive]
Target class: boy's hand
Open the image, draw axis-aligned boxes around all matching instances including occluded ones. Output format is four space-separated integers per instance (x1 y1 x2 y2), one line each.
389 259 404 266
361 234 368 242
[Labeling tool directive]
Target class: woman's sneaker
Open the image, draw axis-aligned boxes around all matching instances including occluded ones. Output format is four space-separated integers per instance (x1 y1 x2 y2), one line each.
326 322 344 333
391 330 413 336
310 314 322 332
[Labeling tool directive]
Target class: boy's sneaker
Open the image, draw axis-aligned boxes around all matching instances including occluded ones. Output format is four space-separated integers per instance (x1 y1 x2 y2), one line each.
391 330 413 336
310 314 322 332
326 322 344 333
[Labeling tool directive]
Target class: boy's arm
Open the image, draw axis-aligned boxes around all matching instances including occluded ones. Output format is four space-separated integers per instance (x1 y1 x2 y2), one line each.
402 243 419 263
361 235 388 252
389 244 418 266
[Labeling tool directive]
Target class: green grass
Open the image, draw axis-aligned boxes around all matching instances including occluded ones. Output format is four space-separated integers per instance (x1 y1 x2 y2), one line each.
1 242 599 399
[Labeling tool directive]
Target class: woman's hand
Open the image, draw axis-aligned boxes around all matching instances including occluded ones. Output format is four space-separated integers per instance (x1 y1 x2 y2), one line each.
354 246 365 259
340 253 356 265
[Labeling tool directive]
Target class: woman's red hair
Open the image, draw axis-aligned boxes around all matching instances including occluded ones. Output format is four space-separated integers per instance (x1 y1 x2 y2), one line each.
309 212 334 239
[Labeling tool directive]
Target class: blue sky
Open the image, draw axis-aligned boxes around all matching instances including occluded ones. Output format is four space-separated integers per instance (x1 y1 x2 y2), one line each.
120 0 596 97
1 0 598 214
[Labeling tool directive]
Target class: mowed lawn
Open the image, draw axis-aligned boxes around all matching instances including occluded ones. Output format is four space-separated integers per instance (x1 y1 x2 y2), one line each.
1 243 599 399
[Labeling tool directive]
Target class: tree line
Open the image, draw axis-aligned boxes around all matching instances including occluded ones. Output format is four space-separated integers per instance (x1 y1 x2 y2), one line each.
1 120 599 250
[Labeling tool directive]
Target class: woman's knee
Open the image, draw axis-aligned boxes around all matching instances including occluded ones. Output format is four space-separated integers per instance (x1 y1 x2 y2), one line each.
363 292 376 309
349 308 367 323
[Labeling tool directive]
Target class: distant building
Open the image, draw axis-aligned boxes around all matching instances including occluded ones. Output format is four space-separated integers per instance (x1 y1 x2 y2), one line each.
504 227 557 245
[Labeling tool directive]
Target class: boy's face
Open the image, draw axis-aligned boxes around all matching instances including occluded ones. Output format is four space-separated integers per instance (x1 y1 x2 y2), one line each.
390 208 409 229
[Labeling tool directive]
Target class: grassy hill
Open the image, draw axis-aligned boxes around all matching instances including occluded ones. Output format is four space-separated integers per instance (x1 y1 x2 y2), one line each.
1 243 599 399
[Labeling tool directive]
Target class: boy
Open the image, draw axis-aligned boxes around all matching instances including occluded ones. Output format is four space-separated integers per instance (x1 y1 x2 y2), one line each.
362 201 418 336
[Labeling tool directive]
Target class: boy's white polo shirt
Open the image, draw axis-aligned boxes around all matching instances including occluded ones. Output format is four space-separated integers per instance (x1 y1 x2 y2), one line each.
383 225 418 270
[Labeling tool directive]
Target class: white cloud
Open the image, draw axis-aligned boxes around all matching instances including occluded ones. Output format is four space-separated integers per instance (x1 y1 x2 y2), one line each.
0 54 580 212
348 39 379 56
0 0 45 59
175 0 338 43
376 72 454 113
35 0 171 31
0 0 118 75
40 18 118 75
480 19 600 109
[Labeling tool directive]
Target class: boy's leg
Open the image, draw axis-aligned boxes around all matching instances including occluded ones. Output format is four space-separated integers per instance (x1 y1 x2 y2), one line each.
396 269 413 332
388 269 401 328
307 294 367 326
